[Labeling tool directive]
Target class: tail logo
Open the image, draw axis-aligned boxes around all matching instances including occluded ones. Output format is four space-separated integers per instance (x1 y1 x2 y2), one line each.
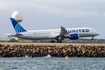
10 18 26 33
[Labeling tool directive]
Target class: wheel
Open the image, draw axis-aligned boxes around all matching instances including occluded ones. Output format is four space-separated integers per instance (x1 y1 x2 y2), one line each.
50 41 55 43
91 37 94 40
91 39 94 40
57 40 62 43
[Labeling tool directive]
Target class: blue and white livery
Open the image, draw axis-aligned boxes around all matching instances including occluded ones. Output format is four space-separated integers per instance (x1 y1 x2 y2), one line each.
10 11 100 43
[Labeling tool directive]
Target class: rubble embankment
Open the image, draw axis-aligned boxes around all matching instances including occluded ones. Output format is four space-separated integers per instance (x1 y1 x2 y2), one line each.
0 44 105 57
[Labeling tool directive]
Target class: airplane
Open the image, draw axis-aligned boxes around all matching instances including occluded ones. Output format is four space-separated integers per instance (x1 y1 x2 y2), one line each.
10 17 100 43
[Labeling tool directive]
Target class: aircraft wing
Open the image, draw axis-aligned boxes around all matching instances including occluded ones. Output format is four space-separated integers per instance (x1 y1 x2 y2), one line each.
59 26 69 37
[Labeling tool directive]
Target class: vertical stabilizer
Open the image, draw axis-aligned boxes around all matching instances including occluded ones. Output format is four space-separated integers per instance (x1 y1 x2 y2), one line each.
10 18 26 33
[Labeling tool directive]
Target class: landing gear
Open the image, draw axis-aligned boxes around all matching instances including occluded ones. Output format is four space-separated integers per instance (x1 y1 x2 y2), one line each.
50 39 55 43
50 40 62 43
55 36 65 43
57 40 62 43
91 37 94 40
50 40 55 43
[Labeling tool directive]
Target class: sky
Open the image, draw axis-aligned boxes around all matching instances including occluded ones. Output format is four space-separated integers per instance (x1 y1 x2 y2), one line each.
0 0 105 39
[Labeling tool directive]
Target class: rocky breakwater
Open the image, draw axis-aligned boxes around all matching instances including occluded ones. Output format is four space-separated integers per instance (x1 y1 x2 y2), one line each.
0 44 105 57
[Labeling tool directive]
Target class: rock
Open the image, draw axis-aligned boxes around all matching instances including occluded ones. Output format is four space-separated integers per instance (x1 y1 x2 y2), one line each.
0 44 105 57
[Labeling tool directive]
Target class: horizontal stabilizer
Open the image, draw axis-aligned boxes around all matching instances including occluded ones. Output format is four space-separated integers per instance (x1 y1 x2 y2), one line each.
10 33 23 37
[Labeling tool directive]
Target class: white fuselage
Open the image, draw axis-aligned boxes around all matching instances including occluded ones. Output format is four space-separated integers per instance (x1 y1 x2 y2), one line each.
17 27 100 40
9 11 100 42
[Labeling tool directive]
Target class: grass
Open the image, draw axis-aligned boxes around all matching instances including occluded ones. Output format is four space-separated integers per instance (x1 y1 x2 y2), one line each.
0 42 105 46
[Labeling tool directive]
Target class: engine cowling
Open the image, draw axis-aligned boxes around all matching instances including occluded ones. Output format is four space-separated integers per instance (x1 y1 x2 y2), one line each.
70 33 79 40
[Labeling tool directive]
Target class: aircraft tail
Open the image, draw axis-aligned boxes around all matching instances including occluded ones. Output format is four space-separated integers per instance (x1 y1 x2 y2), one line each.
10 18 27 33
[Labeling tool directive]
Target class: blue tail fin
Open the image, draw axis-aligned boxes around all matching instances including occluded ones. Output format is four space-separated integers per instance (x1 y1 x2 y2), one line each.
10 18 27 33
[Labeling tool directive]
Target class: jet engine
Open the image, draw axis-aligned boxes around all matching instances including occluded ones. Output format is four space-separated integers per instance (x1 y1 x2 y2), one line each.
70 33 79 40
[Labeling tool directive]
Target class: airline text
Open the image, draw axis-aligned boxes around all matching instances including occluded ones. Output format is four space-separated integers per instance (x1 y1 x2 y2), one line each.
68 29 89 33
